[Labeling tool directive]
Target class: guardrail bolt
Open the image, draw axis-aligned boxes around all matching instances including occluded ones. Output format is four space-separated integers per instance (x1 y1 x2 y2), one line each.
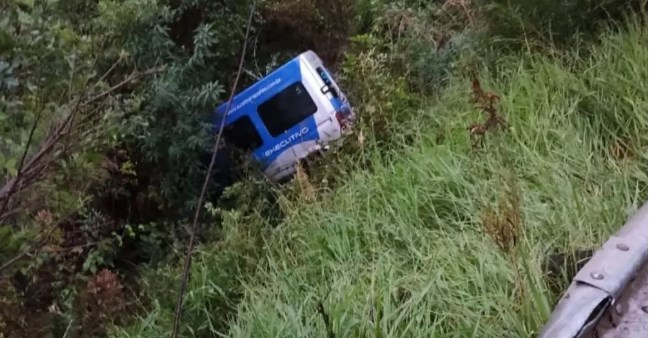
590 272 604 280
616 243 629 251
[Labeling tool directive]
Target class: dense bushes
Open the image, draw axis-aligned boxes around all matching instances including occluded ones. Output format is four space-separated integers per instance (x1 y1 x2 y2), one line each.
110 178 279 338
0 0 363 335
0 0 645 336
94 0 255 217
0 0 259 335
0 1 135 336
479 0 644 48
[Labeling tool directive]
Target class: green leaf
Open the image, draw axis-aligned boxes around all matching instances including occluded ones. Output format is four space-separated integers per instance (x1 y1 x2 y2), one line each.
17 10 34 26
4 77 18 89
4 157 17 177
16 0 34 7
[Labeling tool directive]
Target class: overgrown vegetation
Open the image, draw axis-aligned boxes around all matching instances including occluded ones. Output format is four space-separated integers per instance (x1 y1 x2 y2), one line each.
1 0 646 337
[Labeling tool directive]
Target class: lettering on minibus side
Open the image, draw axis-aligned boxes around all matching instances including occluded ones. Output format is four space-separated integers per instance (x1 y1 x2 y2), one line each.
228 78 282 115
264 127 309 157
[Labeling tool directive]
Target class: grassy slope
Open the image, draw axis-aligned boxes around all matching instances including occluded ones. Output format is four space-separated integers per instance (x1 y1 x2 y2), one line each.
225 21 647 338
112 18 647 338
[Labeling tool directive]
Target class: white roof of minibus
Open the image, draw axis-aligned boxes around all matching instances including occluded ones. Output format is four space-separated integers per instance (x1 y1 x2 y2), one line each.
298 50 324 69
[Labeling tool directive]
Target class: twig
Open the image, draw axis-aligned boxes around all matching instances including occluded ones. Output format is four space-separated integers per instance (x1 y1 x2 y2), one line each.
62 319 74 338
317 300 336 338
85 66 164 106
0 65 161 216
243 68 261 81
467 72 507 149
0 249 32 274
43 239 111 253
0 106 45 219
95 55 125 87
0 220 59 274
170 1 257 337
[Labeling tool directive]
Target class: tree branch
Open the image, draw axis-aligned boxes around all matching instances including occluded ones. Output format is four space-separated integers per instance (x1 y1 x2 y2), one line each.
0 65 163 225
0 220 59 274
0 107 45 219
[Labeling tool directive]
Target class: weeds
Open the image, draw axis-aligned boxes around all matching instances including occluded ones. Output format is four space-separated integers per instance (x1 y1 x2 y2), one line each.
316 300 336 338
293 163 317 203
480 178 521 255
479 0 643 49
110 6 647 338
467 72 508 149
79 269 127 336
210 19 646 338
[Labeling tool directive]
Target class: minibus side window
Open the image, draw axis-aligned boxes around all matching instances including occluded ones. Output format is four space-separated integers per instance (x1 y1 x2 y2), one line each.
223 115 263 151
258 81 317 137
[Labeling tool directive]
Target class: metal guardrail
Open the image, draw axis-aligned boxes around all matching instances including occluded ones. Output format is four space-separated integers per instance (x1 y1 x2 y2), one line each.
538 202 648 338
595 260 647 337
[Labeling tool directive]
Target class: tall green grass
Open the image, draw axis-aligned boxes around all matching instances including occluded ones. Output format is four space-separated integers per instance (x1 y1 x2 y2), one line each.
111 17 647 338
224 20 646 338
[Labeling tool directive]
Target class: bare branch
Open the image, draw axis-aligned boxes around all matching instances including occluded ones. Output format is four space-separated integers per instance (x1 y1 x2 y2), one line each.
0 220 59 274
0 106 45 218
85 66 164 105
95 55 125 86
0 66 163 224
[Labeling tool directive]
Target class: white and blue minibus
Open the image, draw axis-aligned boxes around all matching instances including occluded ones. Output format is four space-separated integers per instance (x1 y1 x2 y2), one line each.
213 50 355 181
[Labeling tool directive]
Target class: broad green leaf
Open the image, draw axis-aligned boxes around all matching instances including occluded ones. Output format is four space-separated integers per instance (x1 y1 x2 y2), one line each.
4 157 17 177
17 10 34 26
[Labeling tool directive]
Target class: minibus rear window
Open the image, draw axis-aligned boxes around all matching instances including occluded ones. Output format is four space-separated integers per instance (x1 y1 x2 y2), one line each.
258 81 317 137
223 115 263 151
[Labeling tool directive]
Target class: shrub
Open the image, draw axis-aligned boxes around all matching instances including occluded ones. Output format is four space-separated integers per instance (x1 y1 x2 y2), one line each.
259 0 356 66
95 0 255 217
110 177 279 337
478 0 643 48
